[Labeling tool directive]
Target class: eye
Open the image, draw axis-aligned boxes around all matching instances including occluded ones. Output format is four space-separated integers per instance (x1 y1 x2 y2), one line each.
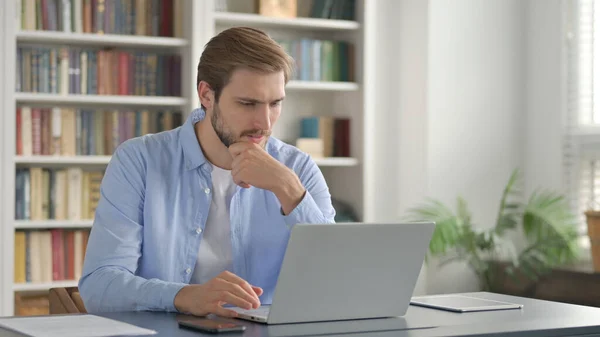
240 101 255 107
271 101 282 107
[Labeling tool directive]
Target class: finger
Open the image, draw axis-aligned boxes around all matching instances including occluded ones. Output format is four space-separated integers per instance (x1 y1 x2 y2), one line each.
216 291 254 310
224 283 261 309
232 151 244 166
231 155 245 176
214 278 260 309
218 273 261 306
252 286 264 296
231 169 247 187
212 303 240 318
231 168 252 188
228 142 252 157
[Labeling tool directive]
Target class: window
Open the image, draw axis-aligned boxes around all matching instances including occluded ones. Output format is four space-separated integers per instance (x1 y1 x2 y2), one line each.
565 0 600 250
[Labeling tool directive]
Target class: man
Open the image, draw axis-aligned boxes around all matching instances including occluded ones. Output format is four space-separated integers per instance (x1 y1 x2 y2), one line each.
79 27 336 317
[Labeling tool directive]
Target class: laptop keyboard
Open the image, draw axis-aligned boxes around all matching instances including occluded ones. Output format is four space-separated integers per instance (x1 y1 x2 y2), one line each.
232 306 270 316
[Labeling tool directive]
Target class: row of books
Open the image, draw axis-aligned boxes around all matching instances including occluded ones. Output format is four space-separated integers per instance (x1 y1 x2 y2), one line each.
19 0 183 37
277 39 354 82
14 229 90 283
16 106 183 156
297 116 351 158
310 0 356 20
16 168 104 221
16 46 182 96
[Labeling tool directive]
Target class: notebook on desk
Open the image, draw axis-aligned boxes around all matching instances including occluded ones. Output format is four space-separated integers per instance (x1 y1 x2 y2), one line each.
230 222 436 325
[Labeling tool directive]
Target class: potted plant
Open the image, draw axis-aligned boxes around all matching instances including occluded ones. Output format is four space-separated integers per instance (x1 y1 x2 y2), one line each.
403 168 581 291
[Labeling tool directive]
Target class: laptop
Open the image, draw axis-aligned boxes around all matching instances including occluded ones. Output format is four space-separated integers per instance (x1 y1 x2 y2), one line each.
230 222 435 324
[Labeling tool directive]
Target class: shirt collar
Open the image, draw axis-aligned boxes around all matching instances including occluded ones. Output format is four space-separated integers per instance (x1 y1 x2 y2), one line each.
180 107 209 171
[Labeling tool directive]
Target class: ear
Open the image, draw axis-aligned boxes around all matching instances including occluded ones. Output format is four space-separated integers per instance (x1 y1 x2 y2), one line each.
198 81 215 110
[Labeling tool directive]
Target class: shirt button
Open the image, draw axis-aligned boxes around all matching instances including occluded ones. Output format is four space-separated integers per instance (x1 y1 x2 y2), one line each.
196 228 202 234
186 268 191 274
204 188 211 194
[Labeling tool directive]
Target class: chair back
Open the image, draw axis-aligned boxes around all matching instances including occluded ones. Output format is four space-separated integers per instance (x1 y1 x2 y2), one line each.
49 287 87 314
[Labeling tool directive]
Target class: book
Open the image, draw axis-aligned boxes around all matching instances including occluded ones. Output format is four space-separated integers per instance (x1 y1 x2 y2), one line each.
16 107 183 157
17 46 182 97
13 229 90 284
19 0 182 37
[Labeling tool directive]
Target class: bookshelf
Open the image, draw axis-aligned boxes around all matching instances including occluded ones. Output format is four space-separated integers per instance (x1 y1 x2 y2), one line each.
16 156 357 167
286 81 359 91
13 280 79 292
1 0 372 317
15 156 112 165
15 93 188 106
16 31 189 48
213 11 361 30
14 220 93 230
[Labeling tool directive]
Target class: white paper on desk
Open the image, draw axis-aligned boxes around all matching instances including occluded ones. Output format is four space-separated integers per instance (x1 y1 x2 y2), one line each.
0 314 157 337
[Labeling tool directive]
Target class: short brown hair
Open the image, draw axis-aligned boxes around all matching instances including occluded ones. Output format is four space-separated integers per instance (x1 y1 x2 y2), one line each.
196 27 294 105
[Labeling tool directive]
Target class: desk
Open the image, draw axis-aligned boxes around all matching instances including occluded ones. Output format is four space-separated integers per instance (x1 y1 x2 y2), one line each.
2 292 600 337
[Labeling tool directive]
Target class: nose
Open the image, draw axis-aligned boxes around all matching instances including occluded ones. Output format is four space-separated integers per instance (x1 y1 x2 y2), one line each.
254 104 271 131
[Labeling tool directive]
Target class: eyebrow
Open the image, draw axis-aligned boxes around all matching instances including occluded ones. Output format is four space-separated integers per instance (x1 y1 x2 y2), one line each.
235 96 285 104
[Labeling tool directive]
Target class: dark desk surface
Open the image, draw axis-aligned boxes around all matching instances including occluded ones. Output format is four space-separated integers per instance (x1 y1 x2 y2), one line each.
3 292 600 337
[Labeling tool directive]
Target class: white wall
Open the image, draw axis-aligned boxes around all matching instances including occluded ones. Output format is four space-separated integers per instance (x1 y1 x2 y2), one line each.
425 0 526 294
368 0 527 295
523 0 564 195
395 0 430 296
364 0 429 295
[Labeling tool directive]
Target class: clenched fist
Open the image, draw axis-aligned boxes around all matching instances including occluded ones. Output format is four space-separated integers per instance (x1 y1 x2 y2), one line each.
228 142 306 215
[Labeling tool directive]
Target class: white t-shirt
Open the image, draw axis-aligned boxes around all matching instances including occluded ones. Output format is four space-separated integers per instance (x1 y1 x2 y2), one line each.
190 164 237 285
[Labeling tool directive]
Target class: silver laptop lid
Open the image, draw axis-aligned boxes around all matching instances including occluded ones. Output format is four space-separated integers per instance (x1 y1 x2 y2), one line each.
267 222 435 324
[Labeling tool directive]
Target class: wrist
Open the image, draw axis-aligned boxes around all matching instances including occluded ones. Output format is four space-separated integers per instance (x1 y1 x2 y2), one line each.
173 285 191 313
273 169 305 215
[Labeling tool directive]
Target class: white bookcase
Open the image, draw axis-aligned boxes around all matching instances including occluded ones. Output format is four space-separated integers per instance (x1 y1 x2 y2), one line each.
0 0 373 316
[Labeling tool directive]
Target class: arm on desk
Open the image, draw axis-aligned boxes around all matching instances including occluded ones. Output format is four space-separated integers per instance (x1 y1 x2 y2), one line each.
280 155 337 227
78 142 186 313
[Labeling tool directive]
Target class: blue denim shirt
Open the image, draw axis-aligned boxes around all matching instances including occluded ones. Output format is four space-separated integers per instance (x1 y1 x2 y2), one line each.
79 107 336 313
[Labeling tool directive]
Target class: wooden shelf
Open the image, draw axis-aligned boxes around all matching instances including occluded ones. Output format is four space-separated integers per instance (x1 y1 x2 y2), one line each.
15 93 187 107
214 12 360 31
15 156 112 166
14 220 93 230
15 156 357 167
313 157 359 166
16 30 188 48
287 81 359 91
13 280 79 292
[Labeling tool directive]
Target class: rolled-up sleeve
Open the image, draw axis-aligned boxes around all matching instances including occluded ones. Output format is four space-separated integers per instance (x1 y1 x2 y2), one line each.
78 141 186 313
283 156 336 227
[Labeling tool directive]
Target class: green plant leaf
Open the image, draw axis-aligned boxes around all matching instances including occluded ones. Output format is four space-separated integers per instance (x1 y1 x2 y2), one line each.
495 214 519 235
457 196 472 228
494 168 524 236
404 198 463 257
523 190 580 265
402 167 581 289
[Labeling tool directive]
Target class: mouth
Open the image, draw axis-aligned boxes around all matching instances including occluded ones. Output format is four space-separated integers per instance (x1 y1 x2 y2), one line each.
246 135 265 143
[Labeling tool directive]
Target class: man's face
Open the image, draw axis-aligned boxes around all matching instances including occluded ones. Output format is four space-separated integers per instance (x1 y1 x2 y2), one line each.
210 68 285 148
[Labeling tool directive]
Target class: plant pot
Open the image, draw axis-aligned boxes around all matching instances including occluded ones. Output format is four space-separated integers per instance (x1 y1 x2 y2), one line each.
584 210 600 272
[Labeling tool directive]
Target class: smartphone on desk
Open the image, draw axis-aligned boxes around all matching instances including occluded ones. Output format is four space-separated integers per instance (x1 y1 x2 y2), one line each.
177 316 246 334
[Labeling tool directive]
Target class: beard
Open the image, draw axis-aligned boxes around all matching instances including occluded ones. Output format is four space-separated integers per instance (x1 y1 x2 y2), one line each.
211 103 237 147
211 103 271 148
